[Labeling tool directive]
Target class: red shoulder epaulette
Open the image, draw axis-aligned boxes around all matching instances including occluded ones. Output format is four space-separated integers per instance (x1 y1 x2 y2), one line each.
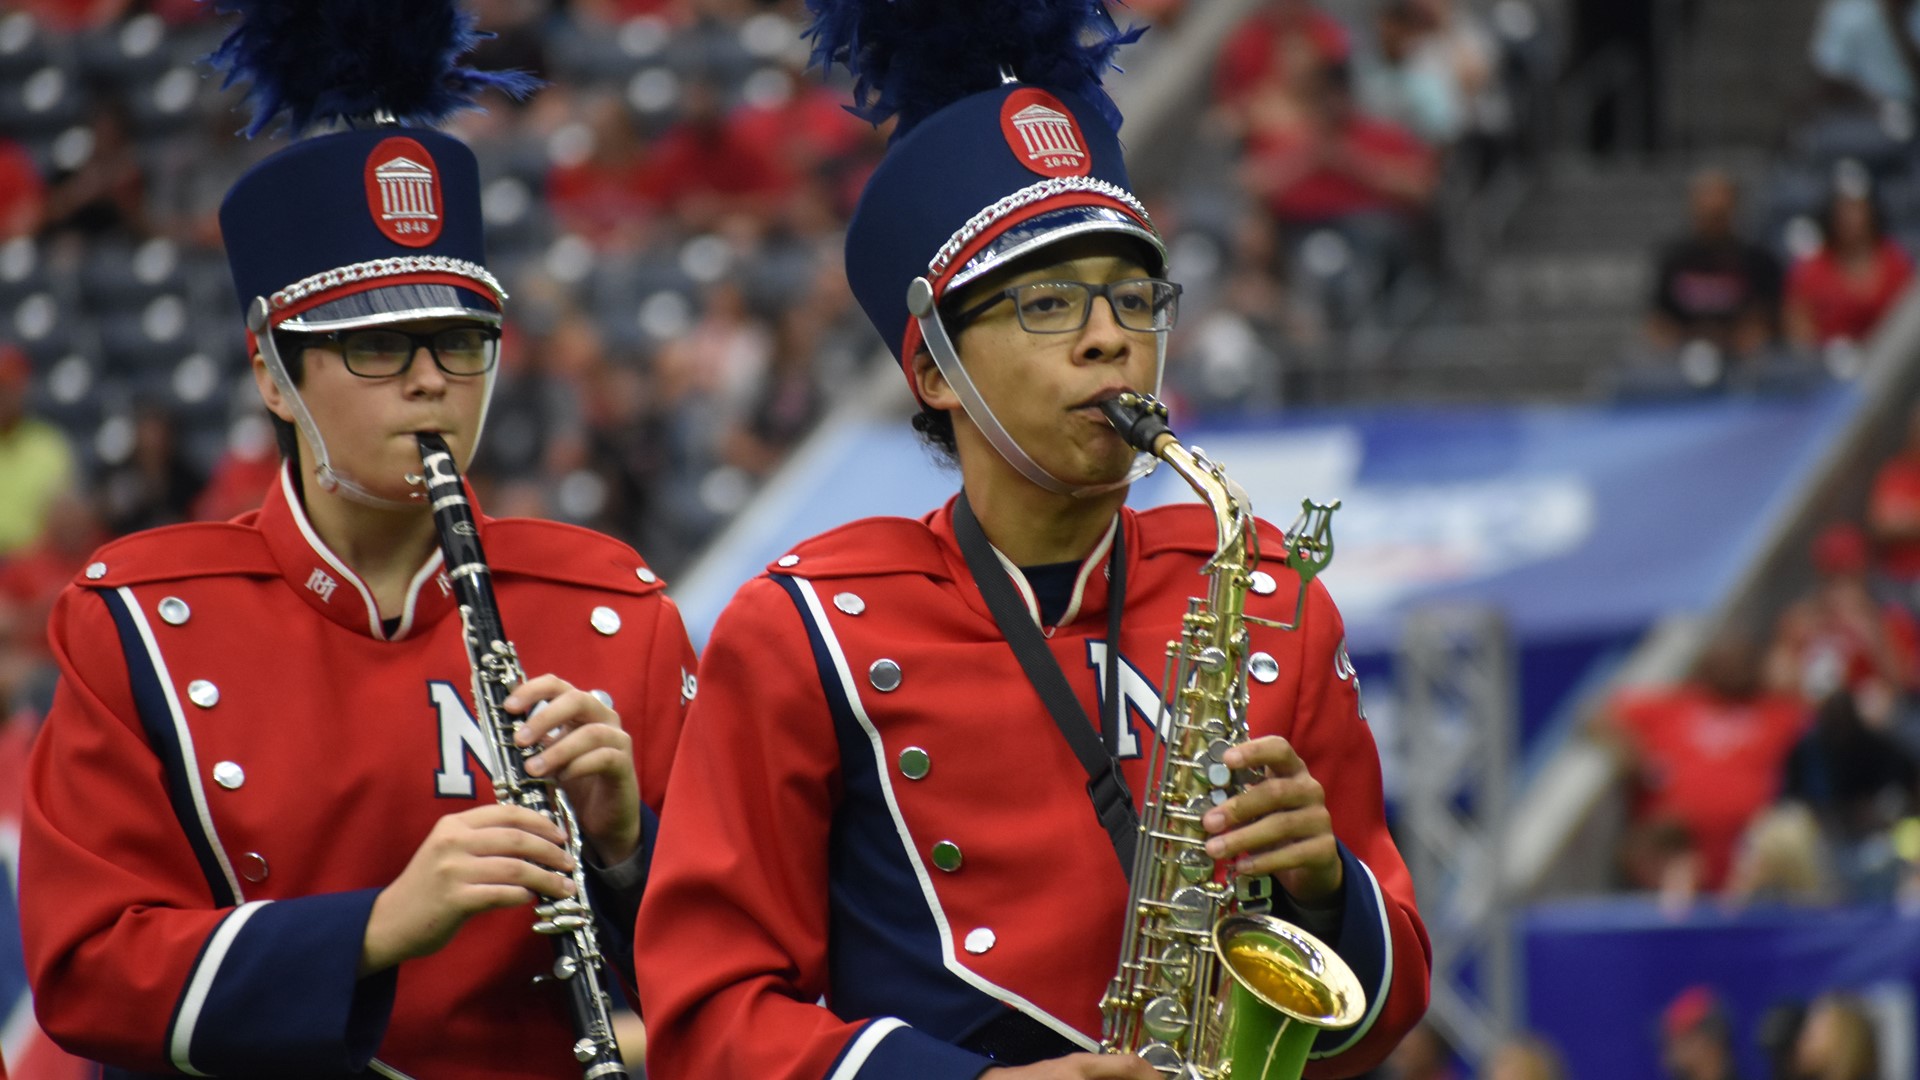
73 523 278 588
482 517 667 598
765 516 952 581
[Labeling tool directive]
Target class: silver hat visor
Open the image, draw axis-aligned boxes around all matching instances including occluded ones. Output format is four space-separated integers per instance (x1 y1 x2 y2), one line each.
943 205 1168 297
276 282 503 333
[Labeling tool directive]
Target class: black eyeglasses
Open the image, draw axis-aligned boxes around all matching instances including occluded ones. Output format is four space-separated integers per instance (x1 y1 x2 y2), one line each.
285 325 502 378
949 279 1182 335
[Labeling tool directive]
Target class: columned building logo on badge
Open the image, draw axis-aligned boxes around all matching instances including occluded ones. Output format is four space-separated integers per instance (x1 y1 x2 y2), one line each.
374 157 439 225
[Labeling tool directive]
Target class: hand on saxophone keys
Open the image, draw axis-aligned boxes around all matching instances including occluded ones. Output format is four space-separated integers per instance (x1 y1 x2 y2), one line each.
1198 735 1344 905
979 1052 1160 1079
504 673 643 866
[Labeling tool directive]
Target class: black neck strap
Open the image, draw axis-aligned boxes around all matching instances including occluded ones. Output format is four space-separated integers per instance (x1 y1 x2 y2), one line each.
951 492 1138 880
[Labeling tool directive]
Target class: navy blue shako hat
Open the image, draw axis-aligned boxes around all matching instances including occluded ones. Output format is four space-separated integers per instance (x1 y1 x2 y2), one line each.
221 128 504 333
206 0 536 338
809 0 1166 401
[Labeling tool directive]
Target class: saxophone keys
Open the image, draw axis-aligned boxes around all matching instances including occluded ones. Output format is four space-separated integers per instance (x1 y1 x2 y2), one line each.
1196 647 1228 674
1142 996 1190 1041
1155 943 1195 987
1176 848 1211 883
1138 1043 1185 1073
1168 886 1211 929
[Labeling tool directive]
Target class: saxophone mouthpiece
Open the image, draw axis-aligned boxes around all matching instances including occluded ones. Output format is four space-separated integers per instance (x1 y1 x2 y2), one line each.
1098 392 1176 455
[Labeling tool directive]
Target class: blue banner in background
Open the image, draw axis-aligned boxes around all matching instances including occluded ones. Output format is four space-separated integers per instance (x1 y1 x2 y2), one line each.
678 384 1861 658
1525 898 1918 1079
672 382 1864 780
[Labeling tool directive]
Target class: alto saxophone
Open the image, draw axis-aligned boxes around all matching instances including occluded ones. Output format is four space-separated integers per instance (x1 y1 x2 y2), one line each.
412 434 628 1079
1096 394 1364 1080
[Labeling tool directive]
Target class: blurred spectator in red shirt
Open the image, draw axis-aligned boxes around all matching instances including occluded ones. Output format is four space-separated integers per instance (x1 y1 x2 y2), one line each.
1241 61 1437 227
1601 634 1811 893
0 139 45 240
640 79 795 234
1214 0 1351 115
191 415 282 523
546 92 661 250
1772 522 1920 701
0 490 104 720
12 0 129 32
1647 168 1783 363
1786 183 1914 351
729 67 867 184
0 491 103 667
1869 400 1920 597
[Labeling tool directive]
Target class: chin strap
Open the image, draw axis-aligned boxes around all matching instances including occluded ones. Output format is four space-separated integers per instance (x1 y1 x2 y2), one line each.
247 297 498 512
907 276 1162 499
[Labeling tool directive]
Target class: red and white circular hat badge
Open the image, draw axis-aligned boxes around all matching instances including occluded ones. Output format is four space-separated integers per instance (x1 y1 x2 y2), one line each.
999 88 1093 179
362 136 444 248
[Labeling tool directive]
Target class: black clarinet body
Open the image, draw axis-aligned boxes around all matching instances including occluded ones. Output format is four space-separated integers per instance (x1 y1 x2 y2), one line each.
414 434 627 1078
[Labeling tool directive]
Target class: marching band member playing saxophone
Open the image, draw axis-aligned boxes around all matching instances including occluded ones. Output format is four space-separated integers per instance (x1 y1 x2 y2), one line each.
18 3 693 1076
634 2 1430 1078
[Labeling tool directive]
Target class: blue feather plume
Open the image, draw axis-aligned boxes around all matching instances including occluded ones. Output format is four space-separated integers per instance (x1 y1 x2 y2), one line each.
803 0 1145 139
207 0 542 138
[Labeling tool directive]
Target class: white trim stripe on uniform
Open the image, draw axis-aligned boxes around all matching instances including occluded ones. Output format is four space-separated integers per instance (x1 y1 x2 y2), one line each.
1309 859 1393 1059
827 1017 909 1080
170 899 271 1074
118 587 245 903
794 579 1099 1054
281 468 390 640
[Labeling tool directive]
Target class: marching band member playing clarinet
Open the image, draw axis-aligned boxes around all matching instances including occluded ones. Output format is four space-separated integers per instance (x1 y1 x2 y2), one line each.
18 3 692 1076
634 2 1429 1079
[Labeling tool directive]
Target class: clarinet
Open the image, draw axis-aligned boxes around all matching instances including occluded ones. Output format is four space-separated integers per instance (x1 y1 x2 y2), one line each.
412 434 627 1078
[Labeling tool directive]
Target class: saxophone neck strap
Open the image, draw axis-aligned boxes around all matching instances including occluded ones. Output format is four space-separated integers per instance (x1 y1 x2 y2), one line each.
952 492 1138 881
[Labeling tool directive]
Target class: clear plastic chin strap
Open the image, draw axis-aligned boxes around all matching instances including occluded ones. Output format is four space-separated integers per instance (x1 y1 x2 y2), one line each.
247 296 498 512
907 276 1163 498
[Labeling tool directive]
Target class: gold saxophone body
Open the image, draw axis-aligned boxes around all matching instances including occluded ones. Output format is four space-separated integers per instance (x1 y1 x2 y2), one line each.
1096 393 1365 1080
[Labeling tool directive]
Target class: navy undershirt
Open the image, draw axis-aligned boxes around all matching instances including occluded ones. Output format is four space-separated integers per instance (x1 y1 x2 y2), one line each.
1020 560 1083 627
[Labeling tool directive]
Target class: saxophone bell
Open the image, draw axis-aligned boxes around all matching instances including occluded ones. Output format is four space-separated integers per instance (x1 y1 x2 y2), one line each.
1213 914 1366 1079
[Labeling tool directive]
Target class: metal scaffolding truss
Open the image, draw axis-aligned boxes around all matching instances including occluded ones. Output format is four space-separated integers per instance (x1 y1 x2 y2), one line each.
1396 604 1518 1065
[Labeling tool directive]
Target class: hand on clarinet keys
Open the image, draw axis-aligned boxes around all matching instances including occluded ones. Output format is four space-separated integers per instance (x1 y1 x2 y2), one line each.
361 803 577 975
504 673 642 867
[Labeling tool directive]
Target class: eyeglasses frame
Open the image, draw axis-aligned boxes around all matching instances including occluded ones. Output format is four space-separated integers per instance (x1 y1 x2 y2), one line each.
277 324 503 379
947 278 1183 336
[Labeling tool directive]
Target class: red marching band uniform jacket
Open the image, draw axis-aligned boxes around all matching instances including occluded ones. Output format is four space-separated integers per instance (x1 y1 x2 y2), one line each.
636 499 1431 1080
20 468 695 1078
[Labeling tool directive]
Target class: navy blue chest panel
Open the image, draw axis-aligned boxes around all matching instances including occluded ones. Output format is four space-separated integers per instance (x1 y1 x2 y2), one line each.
101 588 240 910
774 576 1007 1044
